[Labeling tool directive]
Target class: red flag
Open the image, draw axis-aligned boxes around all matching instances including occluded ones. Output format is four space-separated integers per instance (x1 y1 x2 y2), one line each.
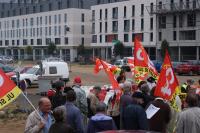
134 37 158 83
94 58 120 74
94 58 102 74
0 69 22 109
100 59 119 89
154 51 179 100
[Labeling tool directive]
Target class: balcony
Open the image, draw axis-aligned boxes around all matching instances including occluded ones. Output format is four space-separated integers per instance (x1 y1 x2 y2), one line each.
146 0 200 14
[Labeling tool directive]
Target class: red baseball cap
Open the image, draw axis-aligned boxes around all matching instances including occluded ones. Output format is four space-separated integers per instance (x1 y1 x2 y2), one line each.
74 76 81 84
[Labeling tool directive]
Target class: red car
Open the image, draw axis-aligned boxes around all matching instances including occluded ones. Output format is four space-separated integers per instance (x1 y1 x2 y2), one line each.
176 61 200 75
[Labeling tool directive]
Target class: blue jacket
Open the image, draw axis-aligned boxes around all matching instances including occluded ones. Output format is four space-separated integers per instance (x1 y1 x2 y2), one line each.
65 102 85 133
122 104 148 130
87 113 117 133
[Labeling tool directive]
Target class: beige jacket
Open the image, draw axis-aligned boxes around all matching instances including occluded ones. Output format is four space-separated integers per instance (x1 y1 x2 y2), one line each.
24 110 44 133
87 92 99 114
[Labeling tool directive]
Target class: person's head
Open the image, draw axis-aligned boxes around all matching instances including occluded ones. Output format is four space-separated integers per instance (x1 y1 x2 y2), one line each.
119 70 126 77
186 79 194 85
73 76 82 86
53 107 65 122
138 81 147 89
38 97 51 114
93 86 101 96
117 76 126 83
140 83 150 95
64 86 73 94
123 81 132 94
185 93 198 108
132 92 145 106
55 81 64 91
66 90 76 102
96 102 107 114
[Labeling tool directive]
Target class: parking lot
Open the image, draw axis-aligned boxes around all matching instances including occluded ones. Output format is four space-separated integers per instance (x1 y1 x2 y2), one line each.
0 63 199 133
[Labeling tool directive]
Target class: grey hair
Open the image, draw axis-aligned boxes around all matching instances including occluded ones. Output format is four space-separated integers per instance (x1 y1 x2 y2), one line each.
96 102 107 113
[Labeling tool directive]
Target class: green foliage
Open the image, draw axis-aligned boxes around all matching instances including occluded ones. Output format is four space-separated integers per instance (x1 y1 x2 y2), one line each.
25 46 33 55
48 42 57 55
161 39 170 59
113 40 124 58
77 44 85 56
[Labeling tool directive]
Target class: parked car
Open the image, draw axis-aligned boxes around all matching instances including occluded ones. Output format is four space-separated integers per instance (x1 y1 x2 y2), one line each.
176 60 200 75
172 61 183 73
6 66 32 78
0 63 15 73
114 57 134 72
0 56 13 64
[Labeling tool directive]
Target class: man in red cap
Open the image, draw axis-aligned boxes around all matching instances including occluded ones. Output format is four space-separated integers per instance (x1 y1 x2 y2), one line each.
72 76 88 120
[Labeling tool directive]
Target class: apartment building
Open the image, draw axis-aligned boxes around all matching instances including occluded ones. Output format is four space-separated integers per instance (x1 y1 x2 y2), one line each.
91 0 157 60
150 0 200 61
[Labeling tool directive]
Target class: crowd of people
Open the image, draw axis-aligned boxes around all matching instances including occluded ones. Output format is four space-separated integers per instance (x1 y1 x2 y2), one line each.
24 71 200 133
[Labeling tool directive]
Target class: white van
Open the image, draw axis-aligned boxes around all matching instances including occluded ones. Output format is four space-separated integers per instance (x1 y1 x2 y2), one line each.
12 59 69 86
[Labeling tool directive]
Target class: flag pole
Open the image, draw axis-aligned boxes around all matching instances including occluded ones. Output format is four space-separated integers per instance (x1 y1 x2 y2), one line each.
21 92 44 121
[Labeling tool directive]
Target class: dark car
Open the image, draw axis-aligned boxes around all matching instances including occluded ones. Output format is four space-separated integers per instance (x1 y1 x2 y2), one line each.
176 60 200 75
0 63 15 73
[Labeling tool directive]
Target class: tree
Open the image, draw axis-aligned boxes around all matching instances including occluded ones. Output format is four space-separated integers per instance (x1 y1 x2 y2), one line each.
113 40 124 58
25 46 33 60
48 42 57 56
161 40 170 60
77 44 85 56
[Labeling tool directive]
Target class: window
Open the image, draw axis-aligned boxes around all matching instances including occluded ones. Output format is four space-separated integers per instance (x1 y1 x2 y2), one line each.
46 38 51 45
26 7 29 14
186 0 190 9
33 6 36 13
81 13 84 22
49 3 52 11
141 18 144 30
12 40 15 45
173 31 176 40
81 25 84 34
112 7 118 19
40 17 42 25
49 67 57 74
37 39 42 45
124 34 129 42
54 15 57 24
5 40 9 46
100 22 102 33
17 40 19 45
64 14 67 23
92 23 95 34
49 16 51 25
30 18 34 26
92 10 95 21
171 0 174 10
158 16 166 29
187 13 196 27
105 22 107 33
173 15 176 28
124 6 127 18
54 26 57 36
45 27 48 36
31 39 34 45
65 37 68 44
23 39 27 45
105 9 108 19
99 35 102 43
19 8 22 15
193 0 196 9
159 1 162 9
179 30 196 40
81 38 84 45
141 4 144 16
58 26 61 35
55 38 61 45
150 18 153 30
112 21 118 32
92 35 97 43
40 5 43 12
150 3 153 13
58 14 61 23
58 1 62 9
37 17 39 25
100 9 102 20
0 40 2 46
132 5 135 16
180 0 183 9
159 32 162 41
124 20 130 32
179 14 183 27
132 19 135 30
150 33 153 42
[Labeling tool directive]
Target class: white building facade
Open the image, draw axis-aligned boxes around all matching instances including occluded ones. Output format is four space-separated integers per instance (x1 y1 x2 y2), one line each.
0 8 91 61
91 0 157 60
150 0 200 61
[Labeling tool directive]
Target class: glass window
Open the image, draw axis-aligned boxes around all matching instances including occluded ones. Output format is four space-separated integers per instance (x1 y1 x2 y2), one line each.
54 15 57 24
81 13 84 22
173 31 176 40
81 25 84 34
64 14 67 22
150 32 153 42
65 37 68 44
141 4 144 16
